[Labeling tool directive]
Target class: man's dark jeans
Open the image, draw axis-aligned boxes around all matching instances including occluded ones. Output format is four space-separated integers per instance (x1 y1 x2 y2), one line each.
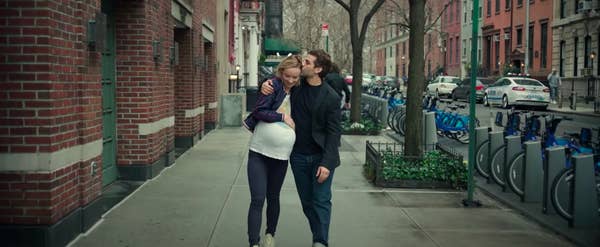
290 151 335 246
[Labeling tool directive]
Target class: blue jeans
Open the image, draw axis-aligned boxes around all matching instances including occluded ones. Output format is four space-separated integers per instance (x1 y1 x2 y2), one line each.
550 86 558 101
247 151 288 246
289 152 335 246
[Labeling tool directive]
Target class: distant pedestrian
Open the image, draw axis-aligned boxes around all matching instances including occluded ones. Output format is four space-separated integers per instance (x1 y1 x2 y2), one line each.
324 63 351 109
547 69 562 104
242 55 302 247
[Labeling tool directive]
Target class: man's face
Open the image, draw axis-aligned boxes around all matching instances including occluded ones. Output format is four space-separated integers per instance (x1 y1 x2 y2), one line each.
302 55 322 77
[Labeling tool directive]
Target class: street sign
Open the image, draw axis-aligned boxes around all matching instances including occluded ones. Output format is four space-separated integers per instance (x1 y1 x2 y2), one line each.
322 23 329 36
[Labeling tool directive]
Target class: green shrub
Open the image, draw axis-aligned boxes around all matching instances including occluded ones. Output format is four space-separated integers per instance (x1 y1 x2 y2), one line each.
341 115 383 133
380 150 467 189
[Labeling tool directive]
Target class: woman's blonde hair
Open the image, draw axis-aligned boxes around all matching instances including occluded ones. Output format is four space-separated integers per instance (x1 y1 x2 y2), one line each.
275 55 302 78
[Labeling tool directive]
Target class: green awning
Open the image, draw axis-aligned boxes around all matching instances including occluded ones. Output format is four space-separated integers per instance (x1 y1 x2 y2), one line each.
263 38 300 55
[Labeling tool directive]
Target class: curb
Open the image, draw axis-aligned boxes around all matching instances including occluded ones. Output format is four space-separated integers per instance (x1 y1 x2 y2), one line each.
547 108 599 118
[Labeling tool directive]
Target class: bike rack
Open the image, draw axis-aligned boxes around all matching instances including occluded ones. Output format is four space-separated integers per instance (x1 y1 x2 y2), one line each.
570 154 599 228
504 136 521 192
488 131 504 185
475 127 490 181
523 141 543 203
424 111 437 151
543 146 566 215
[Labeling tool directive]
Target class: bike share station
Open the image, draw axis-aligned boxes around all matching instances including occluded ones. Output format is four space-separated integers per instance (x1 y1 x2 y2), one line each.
474 126 599 246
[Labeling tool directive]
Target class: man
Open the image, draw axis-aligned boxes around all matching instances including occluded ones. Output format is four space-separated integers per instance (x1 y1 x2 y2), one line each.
262 50 342 247
324 63 351 109
547 69 562 104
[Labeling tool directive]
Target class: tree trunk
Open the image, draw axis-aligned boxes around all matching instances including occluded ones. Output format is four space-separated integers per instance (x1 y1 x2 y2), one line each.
405 0 426 157
349 1 362 123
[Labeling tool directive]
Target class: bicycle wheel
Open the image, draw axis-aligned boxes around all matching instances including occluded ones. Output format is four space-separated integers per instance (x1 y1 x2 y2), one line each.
490 145 507 187
507 151 525 197
456 130 470 144
398 115 406 136
550 168 574 220
475 140 490 178
387 108 398 129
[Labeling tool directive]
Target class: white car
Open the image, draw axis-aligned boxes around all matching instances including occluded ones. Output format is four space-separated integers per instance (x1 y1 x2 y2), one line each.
426 76 461 97
483 77 550 109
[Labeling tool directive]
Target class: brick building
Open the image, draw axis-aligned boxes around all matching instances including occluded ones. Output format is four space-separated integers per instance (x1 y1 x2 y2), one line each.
442 0 463 77
0 0 222 246
481 0 553 80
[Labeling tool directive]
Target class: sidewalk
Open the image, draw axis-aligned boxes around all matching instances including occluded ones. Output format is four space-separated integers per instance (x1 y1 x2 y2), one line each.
68 128 573 247
547 103 599 117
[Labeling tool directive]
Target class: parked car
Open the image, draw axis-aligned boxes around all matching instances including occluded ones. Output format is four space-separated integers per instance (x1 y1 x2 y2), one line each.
344 75 353 85
451 77 495 103
483 77 550 109
426 76 461 97
362 73 375 86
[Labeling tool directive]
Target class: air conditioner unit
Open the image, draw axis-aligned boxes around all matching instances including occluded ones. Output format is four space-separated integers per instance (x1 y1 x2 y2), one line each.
493 35 499 42
580 1 592 11
504 33 510 40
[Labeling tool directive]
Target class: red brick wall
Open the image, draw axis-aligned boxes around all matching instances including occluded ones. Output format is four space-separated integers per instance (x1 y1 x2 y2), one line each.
174 29 201 137
201 0 217 128
114 0 174 165
0 0 103 225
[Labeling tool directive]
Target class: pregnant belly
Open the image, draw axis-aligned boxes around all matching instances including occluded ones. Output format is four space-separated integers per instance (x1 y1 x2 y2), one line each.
252 121 296 149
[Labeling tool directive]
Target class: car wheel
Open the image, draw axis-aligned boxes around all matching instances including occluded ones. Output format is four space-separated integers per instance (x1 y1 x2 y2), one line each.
483 94 489 106
502 95 509 109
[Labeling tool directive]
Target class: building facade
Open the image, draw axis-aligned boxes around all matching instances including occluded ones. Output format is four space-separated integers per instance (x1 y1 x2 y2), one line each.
374 0 445 81
552 0 600 101
460 0 484 78
442 0 463 77
481 0 553 80
0 0 224 246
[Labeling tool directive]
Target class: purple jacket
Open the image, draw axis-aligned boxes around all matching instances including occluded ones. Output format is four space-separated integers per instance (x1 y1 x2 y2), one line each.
243 78 287 131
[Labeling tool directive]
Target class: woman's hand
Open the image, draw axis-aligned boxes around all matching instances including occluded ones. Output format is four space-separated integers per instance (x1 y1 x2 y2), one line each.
261 80 274 95
283 114 295 129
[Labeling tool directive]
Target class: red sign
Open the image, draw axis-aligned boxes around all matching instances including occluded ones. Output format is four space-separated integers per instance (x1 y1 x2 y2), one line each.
322 23 328 31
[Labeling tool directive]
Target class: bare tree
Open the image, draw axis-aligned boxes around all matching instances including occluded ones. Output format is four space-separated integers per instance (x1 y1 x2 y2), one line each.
333 0 386 122
403 0 426 156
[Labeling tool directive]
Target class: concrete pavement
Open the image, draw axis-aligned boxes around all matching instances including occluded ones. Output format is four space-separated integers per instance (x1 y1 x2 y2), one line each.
68 128 573 247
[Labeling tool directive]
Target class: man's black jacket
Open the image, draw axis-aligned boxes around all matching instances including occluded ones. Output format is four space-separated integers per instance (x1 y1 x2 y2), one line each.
290 81 342 170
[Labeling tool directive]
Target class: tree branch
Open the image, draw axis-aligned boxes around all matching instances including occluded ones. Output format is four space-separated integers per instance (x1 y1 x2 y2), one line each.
333 0 350 12
359 0 386 43
425 0 454 33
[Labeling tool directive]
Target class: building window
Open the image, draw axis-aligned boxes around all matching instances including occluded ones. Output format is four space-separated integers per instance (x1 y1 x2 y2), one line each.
428 34 432 50
449 38 453 65
479 6 482 18
560 0 566 18
560 41 565 77
449 1 453 22
495 37 500 69
456 37 460 63
574 37 579 76
495 0 500 13
504 32 510 63
584 35 591 68
516 28 523 46
505 0 510 10
463 39 467 57
528 25 534 68
487 0 491 16
540 22 548 68
517 0 523 6
576 0 581 14
464 5 468 22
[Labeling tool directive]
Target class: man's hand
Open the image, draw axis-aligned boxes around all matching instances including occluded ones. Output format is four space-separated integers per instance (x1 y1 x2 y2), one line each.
283 114 295 129
344 102 351 110
315 166 330 183
261 80 274 95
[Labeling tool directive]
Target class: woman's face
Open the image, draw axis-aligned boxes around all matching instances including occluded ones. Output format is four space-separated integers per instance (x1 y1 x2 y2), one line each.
281 67 301 88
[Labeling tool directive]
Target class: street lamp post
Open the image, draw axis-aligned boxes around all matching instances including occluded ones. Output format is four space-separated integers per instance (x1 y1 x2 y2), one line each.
235 64 241 92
